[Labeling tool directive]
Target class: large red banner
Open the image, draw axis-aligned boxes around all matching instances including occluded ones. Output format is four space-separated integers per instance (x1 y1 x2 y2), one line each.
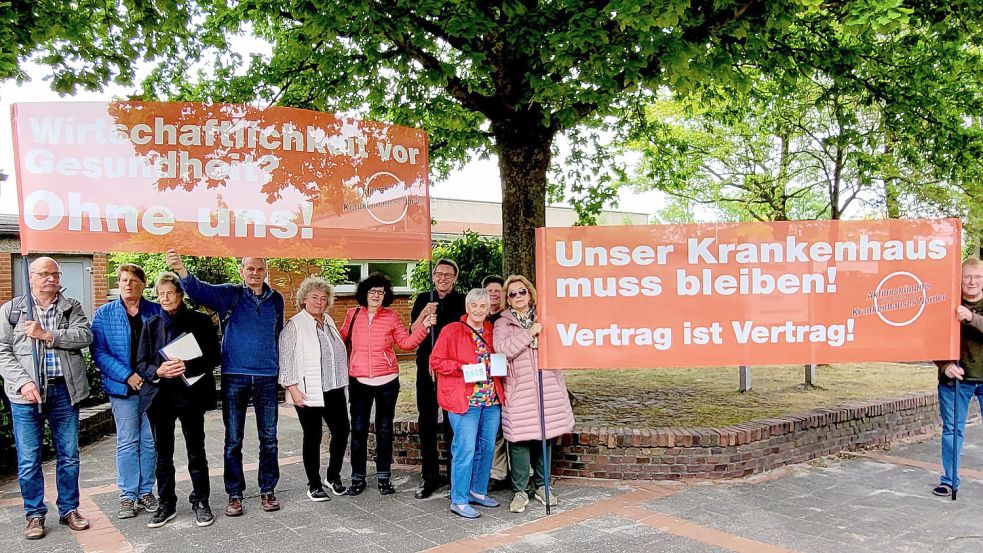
535 219 962 369
10 101 431 259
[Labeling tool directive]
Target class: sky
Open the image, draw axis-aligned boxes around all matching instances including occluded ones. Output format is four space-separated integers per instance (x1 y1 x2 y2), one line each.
0 63 666 220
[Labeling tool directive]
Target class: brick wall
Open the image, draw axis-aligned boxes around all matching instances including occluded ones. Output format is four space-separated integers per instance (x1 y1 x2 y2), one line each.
92 253 109 308
0 252 12 304
375 392 940 480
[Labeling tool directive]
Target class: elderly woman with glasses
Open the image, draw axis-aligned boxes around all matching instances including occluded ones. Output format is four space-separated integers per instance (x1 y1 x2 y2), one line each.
278 276 350 501
136 272 219 529
340 273 435 496
430 288 506 519
493 275 574 514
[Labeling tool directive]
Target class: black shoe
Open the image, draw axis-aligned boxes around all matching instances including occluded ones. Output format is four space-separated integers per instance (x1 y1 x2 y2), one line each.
324 477 347 496
378 479 395 495
415 480 441 499
488 478 510 492
347 479 367 496
147 506 177 529
193 502 214 527
307 487 330 502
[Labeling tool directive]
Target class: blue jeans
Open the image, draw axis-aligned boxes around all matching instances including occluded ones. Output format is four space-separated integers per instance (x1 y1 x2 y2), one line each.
939 381 983 489
222 374 279 497
110 394 156 501
10 382 80 519
447 404 500 506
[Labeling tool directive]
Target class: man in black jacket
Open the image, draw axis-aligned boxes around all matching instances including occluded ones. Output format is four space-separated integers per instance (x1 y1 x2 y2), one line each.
410 259 466 498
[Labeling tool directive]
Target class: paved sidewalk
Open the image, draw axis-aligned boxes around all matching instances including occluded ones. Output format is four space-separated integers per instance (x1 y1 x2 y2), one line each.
1 405 982 552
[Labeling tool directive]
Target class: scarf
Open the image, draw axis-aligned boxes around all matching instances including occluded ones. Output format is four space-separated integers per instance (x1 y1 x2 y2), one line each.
510 307 537 349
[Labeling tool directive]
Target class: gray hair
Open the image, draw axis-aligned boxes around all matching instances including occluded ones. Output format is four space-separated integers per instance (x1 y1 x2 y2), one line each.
464 288 490 306
296 276 335 309
154 271 184 295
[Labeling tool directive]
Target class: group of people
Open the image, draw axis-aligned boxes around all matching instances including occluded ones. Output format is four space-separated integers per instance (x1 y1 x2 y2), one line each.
0 252 575 540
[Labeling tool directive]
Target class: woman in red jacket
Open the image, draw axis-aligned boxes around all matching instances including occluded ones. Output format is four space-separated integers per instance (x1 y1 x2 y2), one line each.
430 288 506 519
340 273 435 496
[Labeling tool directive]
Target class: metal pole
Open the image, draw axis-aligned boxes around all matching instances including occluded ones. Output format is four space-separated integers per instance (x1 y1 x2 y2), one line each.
538 365 551 514
21 257 43 413
952 373 960 501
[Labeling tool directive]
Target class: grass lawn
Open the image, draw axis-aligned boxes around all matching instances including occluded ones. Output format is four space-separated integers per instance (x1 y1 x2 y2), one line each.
392 360 938 428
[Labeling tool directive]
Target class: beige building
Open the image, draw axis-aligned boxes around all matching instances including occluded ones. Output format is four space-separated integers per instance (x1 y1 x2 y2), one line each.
429 198 649 242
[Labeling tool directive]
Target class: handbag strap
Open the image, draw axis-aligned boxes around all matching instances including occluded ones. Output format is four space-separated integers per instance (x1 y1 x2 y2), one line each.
344 307 361 353
456 321 494 353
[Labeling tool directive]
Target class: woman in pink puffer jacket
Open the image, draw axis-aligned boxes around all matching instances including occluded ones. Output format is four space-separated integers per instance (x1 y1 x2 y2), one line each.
493 275 574 514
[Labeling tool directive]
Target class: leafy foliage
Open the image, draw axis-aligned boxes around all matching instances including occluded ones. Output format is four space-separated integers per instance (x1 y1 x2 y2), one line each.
410 231 503 294
7 0 983 276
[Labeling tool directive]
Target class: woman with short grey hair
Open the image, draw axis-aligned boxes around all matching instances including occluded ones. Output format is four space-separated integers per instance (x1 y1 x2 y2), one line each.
430 288 505 519
278 276 350 501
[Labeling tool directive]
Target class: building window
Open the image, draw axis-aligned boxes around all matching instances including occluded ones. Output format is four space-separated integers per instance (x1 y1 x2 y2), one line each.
336 261 417 294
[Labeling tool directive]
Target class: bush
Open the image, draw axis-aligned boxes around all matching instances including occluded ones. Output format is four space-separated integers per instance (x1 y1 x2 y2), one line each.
410 231 503 294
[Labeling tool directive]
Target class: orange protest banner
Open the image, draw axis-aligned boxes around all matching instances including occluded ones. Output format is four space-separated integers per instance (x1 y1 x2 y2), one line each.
10 101 431 259
535 219 962 369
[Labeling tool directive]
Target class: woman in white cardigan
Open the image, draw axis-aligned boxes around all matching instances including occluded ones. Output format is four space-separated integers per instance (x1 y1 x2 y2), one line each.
278 277 350 501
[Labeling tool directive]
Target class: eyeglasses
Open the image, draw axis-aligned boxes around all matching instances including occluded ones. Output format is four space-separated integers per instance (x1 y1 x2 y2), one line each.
367 289 386 296
31 271 62 279
508 288 528 299
964 275 983 282
433 272 456 280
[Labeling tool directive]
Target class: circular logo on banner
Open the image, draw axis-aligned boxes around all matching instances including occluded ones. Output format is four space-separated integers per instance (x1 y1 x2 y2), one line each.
872 271 927 327
363 171 409 225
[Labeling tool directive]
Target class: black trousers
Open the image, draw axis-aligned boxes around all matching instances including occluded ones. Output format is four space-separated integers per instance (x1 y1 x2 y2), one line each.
148 399 209 507
416 361 453 484
294 387 350 489
349 377 399 480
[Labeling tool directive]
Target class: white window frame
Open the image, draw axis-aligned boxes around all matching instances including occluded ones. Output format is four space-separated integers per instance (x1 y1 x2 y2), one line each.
334 260 418 295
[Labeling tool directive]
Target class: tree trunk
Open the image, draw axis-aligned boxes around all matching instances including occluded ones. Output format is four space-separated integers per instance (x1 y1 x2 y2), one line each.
496 122 554 281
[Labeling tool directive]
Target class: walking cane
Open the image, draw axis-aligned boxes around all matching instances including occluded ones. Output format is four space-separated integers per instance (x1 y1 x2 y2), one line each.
952 364 961 501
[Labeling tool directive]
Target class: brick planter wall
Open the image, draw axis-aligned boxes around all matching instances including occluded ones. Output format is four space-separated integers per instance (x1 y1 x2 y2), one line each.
372 392 940 480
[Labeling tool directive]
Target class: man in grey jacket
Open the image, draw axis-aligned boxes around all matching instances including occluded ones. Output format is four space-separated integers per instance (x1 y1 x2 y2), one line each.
0 257 94 540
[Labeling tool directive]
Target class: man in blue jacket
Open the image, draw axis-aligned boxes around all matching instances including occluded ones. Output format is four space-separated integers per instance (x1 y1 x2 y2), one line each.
166 249 285 516
91 264 161 520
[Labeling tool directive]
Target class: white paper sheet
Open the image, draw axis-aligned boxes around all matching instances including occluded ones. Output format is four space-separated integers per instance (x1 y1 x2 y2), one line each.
160 333 203 362
488 353 507 377
462 363 487 383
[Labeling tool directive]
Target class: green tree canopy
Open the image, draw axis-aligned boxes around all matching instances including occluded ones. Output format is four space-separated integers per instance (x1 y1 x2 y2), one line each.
7 1 983 274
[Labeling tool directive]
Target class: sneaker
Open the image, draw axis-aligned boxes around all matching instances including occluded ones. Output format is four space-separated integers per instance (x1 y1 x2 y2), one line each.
307 487 331 502
534 487 558 507
449 503 480 519
24 516 46 540
509 491 529 513
193 502 214 527
118 498 138 519
147 506 176 528
138 493 159 512
261 492 280 512
468 492 500 508
225 497 244 517
325 477 347 496
932 484 954 497
58 510 90 531
347 479 367 496
378 478 396 495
